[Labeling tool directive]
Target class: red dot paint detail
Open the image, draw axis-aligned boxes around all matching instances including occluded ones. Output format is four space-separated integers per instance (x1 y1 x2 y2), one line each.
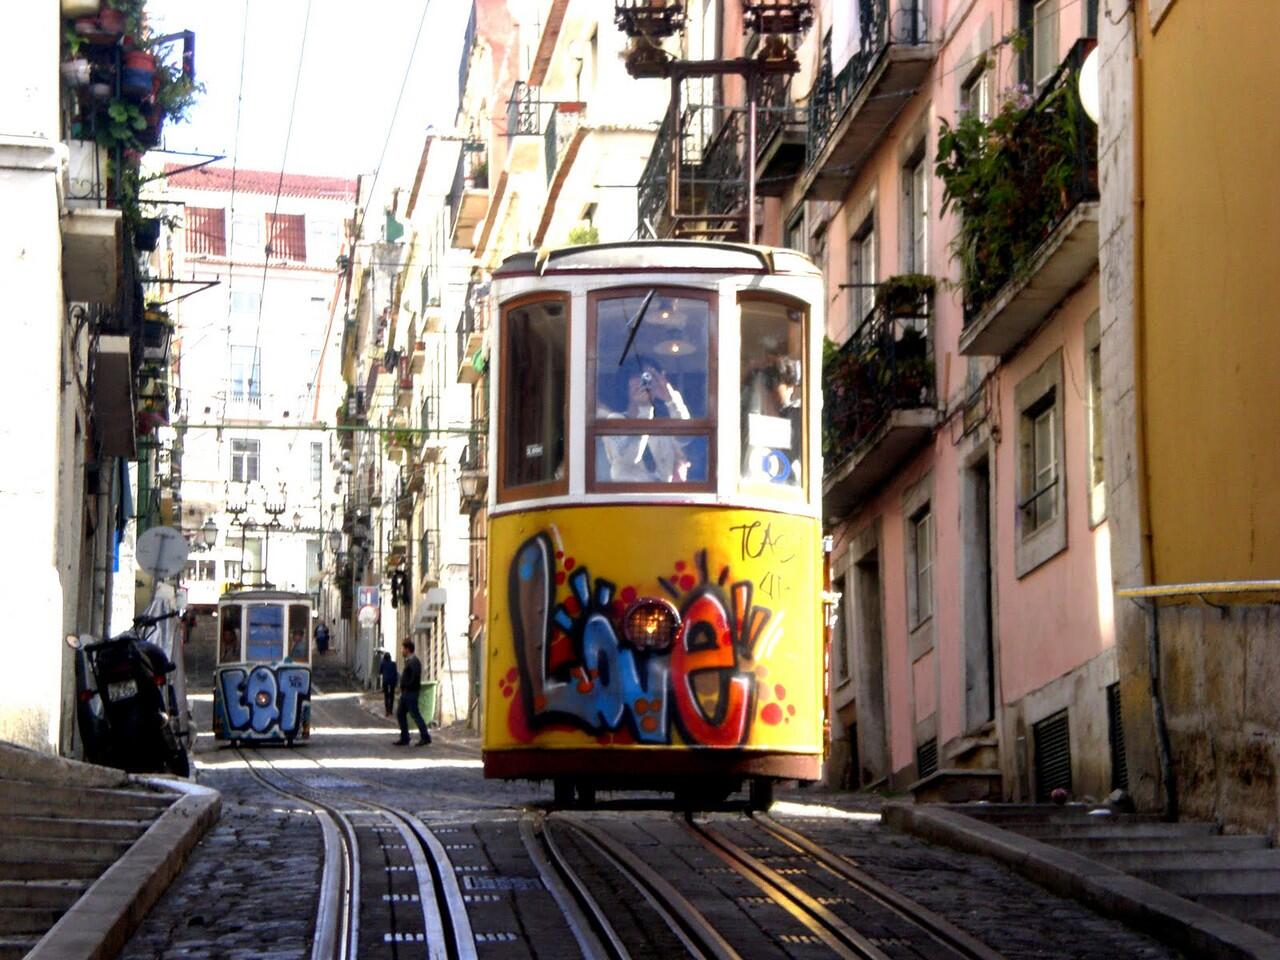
787 704 796 716
621 586 637 603
679 574 695 591
503 685 514 699
563 596 580 615
761 702 783 725
758 684 771 702
555 571 566 585
564 557 576 570
675 560 686 571
774 684 786 700
556 551 564 559
506 667 518 683
634 699 649 715
756 666 768 678
641 716 659 733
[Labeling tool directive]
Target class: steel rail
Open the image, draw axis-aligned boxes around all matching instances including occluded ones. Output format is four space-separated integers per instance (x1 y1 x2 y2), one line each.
235 748 358 960
239 748 476 960
755 814 1006 960
553 813 741 960
523 813 630 960
681 815 889 960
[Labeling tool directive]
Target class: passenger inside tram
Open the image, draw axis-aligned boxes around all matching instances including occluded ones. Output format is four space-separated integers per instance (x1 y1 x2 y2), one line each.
597 361 692 483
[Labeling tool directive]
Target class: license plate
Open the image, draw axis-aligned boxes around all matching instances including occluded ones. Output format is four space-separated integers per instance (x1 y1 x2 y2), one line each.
107 679 138 701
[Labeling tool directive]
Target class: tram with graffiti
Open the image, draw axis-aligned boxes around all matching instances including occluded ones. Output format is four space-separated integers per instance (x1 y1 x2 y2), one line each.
482 241 825 807
212 590 313 745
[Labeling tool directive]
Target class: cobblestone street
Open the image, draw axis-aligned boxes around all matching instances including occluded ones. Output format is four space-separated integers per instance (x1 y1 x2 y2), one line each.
115 683 1182 959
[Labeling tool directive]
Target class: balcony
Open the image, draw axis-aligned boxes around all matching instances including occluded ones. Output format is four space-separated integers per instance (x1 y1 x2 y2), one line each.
955 41 1100 358
638 106 748 241
742 0 814 35
755 74 806 198
802 1 934 200
448 141 490 250
822 278 937 517
614 1 686 39
543 102 584 188
506 82 547 175
455 283 488 384
93 335 135 458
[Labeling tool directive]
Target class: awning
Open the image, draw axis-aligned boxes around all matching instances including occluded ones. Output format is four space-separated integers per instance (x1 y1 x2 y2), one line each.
413 587 448 629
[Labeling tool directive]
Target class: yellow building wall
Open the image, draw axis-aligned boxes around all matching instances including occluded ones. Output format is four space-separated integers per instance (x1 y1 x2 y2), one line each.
1140 0 1280 582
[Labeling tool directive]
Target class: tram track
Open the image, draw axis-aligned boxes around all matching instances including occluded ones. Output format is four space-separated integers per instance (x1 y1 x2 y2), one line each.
233 746 475 960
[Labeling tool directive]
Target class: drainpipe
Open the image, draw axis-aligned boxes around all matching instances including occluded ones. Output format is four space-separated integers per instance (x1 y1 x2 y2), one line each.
1129 13 1177 822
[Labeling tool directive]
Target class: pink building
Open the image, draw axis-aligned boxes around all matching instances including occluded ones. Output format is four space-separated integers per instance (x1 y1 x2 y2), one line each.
738 0 1116 800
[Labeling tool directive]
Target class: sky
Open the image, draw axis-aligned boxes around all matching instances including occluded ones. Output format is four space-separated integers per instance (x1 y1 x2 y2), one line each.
146 0 472 180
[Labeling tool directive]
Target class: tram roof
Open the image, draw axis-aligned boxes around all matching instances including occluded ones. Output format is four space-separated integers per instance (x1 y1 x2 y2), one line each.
493 240 821 280
219 590 313 603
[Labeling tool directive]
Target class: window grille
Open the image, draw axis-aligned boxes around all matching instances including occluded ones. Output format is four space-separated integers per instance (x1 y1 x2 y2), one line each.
1033 709 1072 801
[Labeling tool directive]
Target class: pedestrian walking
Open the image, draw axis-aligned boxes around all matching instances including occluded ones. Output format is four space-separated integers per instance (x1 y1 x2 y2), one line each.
378 651 398 716
393 639 431 746
314 619 330 655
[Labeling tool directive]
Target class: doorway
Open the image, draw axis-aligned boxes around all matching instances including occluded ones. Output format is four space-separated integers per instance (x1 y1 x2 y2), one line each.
962 456 995 730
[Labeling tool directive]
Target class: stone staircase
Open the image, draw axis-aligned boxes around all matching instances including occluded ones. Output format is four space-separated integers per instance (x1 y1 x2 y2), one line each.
909 730 1002 803
965 805 1280 939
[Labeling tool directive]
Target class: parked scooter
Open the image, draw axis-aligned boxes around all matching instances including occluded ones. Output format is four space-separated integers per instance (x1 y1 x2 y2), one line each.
67 609 190 777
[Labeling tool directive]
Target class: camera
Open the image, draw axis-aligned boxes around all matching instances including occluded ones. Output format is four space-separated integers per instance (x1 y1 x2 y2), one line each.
640 371 653 385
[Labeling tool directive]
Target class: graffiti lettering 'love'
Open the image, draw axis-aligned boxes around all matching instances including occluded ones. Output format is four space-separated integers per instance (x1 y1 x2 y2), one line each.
216 664 311 740
509 533 769 747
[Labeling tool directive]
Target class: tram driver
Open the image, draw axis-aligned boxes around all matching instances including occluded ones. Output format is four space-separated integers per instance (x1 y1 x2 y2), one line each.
598 362 691 483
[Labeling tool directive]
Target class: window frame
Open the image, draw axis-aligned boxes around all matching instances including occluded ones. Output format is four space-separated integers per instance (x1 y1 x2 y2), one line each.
1032 0 1060 89
585 285 718 495
960 61 993 121
736 291 810 500
904 150 929 276
1014 350 1068 576
1085 312 1106 527
849 215 877 328
909 506 934 629
230 437 260 483
496 291 572 505
229 344 262 407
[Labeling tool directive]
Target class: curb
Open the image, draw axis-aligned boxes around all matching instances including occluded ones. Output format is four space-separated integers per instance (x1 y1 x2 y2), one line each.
25 778 222 960
884 802 1280 960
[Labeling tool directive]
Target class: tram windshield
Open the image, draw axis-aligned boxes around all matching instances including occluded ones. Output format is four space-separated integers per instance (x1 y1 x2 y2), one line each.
740 299 806 491
503 298 567 494
592 290 713 488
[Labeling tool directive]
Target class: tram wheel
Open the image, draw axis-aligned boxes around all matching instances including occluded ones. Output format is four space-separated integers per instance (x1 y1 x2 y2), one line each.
747 777 775 812
553 777 574 808
575 781 597 809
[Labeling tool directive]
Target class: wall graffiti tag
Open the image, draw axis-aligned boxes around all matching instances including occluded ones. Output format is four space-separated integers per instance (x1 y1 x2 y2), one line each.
215 664 311 740
508 532 775 747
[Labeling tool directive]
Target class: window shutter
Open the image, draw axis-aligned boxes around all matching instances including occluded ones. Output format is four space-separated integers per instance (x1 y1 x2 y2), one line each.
266 213 307 262
186 207 227 256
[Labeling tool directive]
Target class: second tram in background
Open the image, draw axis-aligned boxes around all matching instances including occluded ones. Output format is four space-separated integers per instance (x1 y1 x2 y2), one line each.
212 589 314 745
482 240 825 807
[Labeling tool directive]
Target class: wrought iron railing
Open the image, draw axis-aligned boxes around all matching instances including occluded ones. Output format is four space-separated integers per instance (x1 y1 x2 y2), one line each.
458 1 477 100
637 111 674 238
507 81 542 138
806 0 929 165
614 1 686 38
756 73 804 161
544 105 583 185
959 40 1099 322
742 0 814 35
822 281 934 466
459 437 487 473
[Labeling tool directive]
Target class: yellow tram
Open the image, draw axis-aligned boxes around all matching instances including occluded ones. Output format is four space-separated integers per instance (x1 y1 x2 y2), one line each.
482 241 825 805
212 590 313 745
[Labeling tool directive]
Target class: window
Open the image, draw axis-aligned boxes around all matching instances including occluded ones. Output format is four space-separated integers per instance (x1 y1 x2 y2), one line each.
904 153 928 275
266 212 307 262
229 290 260 318
311 442 323 484
224 559 242 583
306 218 339 265
1014 351 1067 575
185 207 226 256
849 217 876 327
240 537 263 584
1032 0 1060 88
910 507 933 627
500 296 568 498
229 345 261 407
786 207 806 254
231 212 261 259
590 289 714 490
184 559 216 581
833 575 849 683
960 63 993 121
1085 314 1106 525
740 298 806 491
230 438 260 483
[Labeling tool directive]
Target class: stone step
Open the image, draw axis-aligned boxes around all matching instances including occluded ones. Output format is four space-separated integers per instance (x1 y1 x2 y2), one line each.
910 769 1002 804
0 859 107 882
0 936 37 960
1049 834 1269 855
0 907 64 935
0 815 148 842
1194 893 1280 923
0 836 133 863
1094 848 1280 873
1014 820 1220 839
966 808 1164 825
0 881 87 910
1137 868 1280 897
0 780 167 820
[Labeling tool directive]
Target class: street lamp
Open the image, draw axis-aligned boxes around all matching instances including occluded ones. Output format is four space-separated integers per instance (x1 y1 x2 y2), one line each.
459 472 483 501
200 517 218 549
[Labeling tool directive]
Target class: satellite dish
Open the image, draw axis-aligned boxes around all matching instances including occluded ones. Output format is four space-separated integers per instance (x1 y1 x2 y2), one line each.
136 526 190 579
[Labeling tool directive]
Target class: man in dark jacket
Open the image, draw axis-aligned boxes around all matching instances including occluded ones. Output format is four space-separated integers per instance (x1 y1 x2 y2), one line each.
378 651 398 716
393 639 431 746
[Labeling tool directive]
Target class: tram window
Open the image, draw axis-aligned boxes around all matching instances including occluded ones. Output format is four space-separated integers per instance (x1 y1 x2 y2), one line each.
590 290 714 489
501 297 568 496
740 299 806 490
287 604 310 662
219 606 242 662
246 604 284 662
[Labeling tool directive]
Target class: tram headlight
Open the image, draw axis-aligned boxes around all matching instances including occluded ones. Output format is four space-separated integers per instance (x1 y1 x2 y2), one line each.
623 599 680 652
254 690 272 707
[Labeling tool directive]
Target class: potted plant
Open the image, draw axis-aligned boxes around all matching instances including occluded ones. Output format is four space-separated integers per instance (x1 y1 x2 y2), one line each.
61 57 92 87
62 0 101 17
